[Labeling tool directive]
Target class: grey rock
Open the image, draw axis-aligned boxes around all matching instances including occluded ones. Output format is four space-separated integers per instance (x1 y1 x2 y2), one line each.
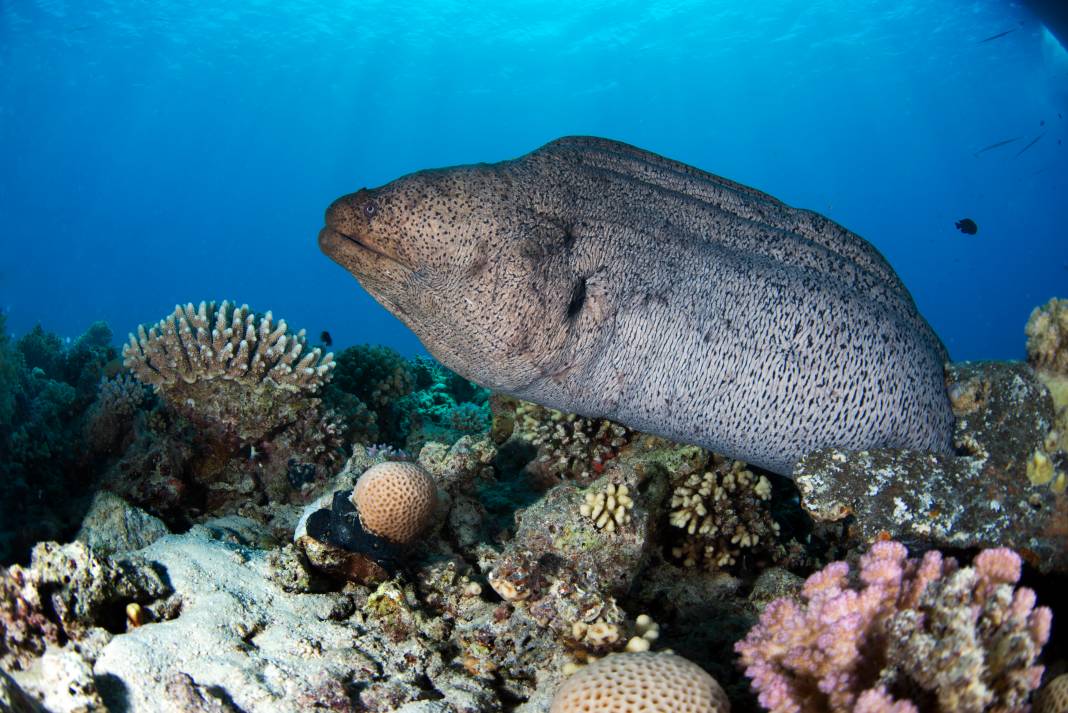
75 491 169 555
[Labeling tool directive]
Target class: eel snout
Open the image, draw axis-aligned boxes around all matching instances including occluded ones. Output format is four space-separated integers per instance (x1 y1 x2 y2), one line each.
319 190 399 266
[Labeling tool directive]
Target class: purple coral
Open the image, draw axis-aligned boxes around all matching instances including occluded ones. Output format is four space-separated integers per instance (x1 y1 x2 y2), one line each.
735 541 1052 713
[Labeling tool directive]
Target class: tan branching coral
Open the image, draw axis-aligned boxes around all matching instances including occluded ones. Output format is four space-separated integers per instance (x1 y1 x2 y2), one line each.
580 483 634 532
124 301 334 392
514 401 633 482
122 301 335 442
669 457 778 569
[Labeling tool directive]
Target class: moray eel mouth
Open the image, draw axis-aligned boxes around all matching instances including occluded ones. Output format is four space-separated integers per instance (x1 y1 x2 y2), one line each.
318 193 409 277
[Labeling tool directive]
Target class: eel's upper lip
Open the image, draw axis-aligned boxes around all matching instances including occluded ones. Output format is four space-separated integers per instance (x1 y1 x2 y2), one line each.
319 225 400 265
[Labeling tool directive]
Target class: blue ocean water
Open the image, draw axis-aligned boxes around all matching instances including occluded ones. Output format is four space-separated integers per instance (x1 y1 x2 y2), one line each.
0 0 1065 361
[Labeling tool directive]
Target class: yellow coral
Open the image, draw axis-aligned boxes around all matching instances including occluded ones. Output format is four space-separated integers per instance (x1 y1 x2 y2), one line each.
580 483 634 532
1026 297 1068 376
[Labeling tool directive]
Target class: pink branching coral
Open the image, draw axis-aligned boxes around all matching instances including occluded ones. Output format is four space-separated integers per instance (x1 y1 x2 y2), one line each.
735 541 1052 713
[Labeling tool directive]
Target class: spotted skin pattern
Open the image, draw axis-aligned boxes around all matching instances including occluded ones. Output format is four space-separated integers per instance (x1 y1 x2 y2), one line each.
319 136 954 476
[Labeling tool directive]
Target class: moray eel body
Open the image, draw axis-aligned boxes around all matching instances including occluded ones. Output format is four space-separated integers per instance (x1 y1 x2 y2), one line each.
319 137 954 476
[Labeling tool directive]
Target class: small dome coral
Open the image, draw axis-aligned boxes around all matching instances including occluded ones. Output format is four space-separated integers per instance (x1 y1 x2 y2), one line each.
550 652 730 713
352 462 437 545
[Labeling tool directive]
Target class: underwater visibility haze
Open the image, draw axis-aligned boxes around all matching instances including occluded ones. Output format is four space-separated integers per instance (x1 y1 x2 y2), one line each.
1 2 1068 712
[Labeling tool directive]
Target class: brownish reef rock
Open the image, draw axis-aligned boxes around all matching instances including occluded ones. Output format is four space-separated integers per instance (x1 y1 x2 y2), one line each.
795 361 1068 571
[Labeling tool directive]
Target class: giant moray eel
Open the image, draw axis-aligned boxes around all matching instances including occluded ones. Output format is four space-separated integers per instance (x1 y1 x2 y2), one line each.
319 136 954 476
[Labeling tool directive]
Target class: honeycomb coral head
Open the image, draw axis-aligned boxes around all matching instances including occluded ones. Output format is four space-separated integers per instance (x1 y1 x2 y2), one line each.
550 652 730 713
351 462 438 545
1036 674 1068 713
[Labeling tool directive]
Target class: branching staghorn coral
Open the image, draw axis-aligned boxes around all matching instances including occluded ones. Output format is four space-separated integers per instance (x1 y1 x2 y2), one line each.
123 301 334 442
124 301 333 392
514 401 633 483
668 456 778 569
735 541 1052 713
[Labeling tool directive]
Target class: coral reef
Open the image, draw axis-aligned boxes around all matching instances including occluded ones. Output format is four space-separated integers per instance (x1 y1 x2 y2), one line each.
795 361 1068 571
323 343 414 445
109 301 344 528
489 398 634 488
0 319 119 563
550 652 731 712
736 541 1051 712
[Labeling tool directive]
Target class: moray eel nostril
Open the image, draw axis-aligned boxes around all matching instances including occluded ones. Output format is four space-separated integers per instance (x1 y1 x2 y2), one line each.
319 136 954 477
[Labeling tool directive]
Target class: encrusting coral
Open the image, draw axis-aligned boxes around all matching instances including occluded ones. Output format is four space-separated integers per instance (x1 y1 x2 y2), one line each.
735 540 1051 713
669 456 778 570
550 651 731 713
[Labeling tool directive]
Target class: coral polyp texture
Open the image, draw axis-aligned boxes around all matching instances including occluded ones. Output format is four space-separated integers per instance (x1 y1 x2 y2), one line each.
352 462 438 545
1036 674 1068 713
550 652 730 713
735 540 1051 713
123 300 334 441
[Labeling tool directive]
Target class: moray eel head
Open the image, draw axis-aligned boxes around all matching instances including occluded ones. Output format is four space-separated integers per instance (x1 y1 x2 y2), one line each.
319 164 602 394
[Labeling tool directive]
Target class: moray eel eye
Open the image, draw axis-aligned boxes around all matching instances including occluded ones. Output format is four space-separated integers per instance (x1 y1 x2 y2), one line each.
363 201 377 218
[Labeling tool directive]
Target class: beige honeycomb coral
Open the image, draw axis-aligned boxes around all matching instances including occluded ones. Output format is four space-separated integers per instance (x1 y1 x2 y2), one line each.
1037 674 1068 713
550 652 730 713
352 462 438 545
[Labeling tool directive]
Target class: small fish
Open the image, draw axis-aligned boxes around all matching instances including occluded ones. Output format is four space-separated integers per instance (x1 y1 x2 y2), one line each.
1015 134 1045 158
320 330 333 347
979 28 1015 42
973 137 1020 156
955 218 978 235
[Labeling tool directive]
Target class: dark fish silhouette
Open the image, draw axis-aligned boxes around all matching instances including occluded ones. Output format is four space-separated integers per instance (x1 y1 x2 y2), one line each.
1015 134 1045 158
320 331 333 347
955 218 978 235
973 137 1020 156
979 28 1015 42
